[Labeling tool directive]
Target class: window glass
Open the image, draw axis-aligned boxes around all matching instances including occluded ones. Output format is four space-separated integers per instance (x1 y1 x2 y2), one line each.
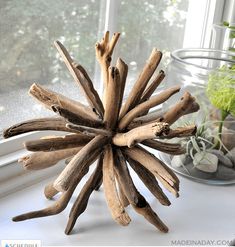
0 0 105 132
114 0 189 97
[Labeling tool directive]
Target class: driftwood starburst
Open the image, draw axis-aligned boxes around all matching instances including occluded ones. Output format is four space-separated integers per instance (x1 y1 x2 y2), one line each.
3 32 199 235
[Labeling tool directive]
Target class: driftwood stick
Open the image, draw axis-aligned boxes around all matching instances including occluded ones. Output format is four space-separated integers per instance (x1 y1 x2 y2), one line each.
159 125 197 139
140 70 165 104
117 180 130 207
24 134 92 152
44 182 59 199
51 105 103 128
128 109 164 129
18 147 82 170
119 49 162 119
66 123 111 137
113 122 170 147
29 83 99 121
116 58 128 115
54 41 104 118
118 86 180 130
126 157 170 206
53 135 109 192
123 146 179 197
102 145 131 226
104 67 121 129
142 140 186 155
132 200 169 233
95 32 120 103
160 91 200 125
3 117 71 139
114 149 168 233
13 165 89 222
65 156 103 235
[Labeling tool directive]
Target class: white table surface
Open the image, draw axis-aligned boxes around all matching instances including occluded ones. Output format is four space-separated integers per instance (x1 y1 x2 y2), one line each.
0 171 235 246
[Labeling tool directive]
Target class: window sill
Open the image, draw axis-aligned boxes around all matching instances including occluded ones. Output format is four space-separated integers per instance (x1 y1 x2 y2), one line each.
0 174 234 245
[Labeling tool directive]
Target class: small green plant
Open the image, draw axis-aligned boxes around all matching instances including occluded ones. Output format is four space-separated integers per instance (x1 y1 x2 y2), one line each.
206 65 235 148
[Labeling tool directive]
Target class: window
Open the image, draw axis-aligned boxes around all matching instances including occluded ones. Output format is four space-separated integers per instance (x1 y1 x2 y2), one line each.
0 0 231 146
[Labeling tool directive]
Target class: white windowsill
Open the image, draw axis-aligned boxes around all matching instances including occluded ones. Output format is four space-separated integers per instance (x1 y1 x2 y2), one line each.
0 172 234 245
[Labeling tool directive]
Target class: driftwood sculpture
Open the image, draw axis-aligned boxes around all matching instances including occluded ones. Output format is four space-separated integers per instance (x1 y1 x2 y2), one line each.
3 31 199 234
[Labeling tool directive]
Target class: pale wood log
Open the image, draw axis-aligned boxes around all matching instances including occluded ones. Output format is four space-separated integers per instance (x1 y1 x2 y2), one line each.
140 70 165 104
118 86 180 130
102 145 131 226
44 182 59 199
3 117 71 139
122 146 179 197
116 58 128 115
114 149 168 233
66 123 111 137
142 140 186 155
54 40 104 118
18 147 82 170
13 165 89 222
113 122 169 147
24 134 92 152
53 135 109 192
128 109 164 129
127 157 170 206
51 105 104 128
29 83 99 121
119 49 162 119
159 91 200 125
104 66 121 129
65 156 103 234
95 31 120 103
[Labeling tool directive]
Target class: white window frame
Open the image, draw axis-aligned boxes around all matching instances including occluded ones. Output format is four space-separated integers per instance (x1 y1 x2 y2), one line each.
0 0 233 196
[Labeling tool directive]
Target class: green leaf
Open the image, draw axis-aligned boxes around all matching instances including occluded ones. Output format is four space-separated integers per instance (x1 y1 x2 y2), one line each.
206 65 235 117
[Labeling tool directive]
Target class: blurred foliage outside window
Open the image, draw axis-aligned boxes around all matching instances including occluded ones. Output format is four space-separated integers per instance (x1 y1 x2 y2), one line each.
0 0 188 131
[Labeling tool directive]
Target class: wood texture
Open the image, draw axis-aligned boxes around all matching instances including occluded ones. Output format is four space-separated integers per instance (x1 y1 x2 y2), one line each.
142 139 185 155
114 149 168 232
24 134 92 152
102 145 131 226
123 145 179 197
119 49 162 119
3 117 71 138
53 135 109 192
18 147 82 170
118 86 180 130
29 83 99 121
13 165 89 222
65 156 103 234
127 157 170 206
66 123 111 137
54 40 104 118
113 122 170 147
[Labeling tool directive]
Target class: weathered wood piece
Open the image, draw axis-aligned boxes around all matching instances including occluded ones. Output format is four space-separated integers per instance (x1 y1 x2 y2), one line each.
3 117 71 138
19 147 82 170
119 49 162 119
102 145 131 226
113 122 170 147
54 40 104 118
65 156 103 234
118 86 180 130
53 135 109 192
24 134 92 152
7 31 200 235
